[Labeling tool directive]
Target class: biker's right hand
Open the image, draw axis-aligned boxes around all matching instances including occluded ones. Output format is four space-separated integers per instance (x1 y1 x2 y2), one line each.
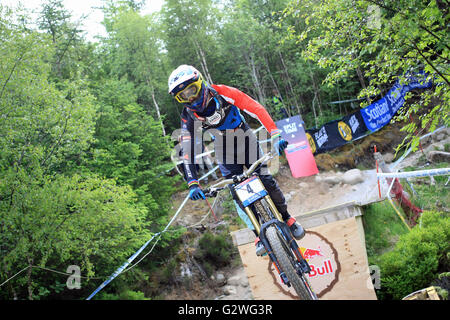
273 138 289 156
189 185 205 201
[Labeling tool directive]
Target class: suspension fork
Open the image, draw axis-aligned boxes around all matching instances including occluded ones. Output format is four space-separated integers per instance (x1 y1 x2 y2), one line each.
237 190 310 277
258 219 290 283
241 196 285 238
259 219 311 274
243 206 261 234
241 201 289 281
260 196 309 268
262 195 284 222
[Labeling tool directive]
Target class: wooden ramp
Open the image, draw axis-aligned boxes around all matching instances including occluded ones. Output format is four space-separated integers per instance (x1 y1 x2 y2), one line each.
231 203 377 300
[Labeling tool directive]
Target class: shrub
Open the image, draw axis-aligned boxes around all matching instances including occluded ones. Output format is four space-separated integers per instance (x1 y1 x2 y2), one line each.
194 231 234 273
97 290 149 300
376 211 450 300
363 200 409 258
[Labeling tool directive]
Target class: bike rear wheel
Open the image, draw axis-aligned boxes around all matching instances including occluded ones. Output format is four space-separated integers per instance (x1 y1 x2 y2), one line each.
265 225 316 300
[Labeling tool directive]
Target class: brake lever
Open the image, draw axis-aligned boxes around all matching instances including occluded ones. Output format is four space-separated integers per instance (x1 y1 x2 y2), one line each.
233 173 247 184
204 188 219 198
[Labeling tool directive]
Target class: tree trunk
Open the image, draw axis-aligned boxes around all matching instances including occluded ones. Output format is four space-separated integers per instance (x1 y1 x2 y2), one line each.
243 49 264 103
149 83 166 137
309 70 323 116
264 55 280 95
355 65 371 104
312 95 319 128
26 258 33 300
278 50 300 112
145 78 166 137
337 85 342 116
193 39 213 84
346 32 371 104
151 92 166 137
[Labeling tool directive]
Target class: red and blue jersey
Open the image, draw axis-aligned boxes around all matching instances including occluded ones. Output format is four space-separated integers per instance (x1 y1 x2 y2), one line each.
179 84 280 187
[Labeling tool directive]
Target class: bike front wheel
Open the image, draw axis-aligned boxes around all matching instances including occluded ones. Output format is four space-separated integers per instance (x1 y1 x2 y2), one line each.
265 225 316 300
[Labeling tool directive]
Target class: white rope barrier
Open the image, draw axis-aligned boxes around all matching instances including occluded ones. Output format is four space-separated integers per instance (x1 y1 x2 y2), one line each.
377 167 449 179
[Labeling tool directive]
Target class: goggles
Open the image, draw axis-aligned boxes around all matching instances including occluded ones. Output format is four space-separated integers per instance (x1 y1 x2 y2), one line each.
174 78 203 104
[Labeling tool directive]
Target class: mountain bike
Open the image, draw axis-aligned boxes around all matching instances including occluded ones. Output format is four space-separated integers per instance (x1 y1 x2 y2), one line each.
204 151 317 300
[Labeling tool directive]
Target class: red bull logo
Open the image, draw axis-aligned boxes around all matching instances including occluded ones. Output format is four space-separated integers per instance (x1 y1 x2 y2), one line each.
300 246 333 278
308 259 334 278
302 247 323 260
270 232 340 298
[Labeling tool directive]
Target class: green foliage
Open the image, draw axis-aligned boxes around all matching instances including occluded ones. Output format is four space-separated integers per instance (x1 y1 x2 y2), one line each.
0 13 97 174
37 0 89 82
0 3 176 300
374 211 450 300
282 0 449 150
401 162 449 212
0 169 151 296
194 231 235 275
432 272 450 300
85 77 176 222
101 3 171 133
97 289 149 300
363 201 410 258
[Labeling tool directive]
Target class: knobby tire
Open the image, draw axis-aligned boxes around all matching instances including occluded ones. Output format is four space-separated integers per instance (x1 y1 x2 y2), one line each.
265 225 315 300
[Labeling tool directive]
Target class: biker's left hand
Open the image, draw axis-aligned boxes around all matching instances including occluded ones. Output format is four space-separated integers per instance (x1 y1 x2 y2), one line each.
274 138 289 155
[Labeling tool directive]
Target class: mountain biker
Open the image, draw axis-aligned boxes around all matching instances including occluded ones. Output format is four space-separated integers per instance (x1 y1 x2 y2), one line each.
168 65 305 255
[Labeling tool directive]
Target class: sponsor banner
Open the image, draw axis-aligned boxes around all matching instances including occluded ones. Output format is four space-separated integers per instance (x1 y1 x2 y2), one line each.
305 111 368 155
361 72 432 132
276 115 319 178
304 72 432 154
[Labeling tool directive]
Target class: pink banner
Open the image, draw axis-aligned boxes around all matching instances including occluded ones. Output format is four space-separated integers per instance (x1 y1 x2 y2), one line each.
276 115 319 178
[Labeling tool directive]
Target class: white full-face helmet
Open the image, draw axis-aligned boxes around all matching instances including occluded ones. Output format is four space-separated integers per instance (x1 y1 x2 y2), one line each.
168 65 210 113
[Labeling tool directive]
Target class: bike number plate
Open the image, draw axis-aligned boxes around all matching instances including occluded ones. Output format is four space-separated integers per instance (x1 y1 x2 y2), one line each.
235 176 268 207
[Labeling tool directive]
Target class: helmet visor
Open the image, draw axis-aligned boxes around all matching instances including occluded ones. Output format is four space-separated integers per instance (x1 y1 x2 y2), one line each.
174 78 202 103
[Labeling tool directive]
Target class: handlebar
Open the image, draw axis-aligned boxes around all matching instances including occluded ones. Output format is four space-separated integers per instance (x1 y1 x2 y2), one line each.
203 151 275 197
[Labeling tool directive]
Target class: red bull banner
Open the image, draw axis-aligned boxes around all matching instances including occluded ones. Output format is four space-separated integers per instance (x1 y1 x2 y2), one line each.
276 115 319 178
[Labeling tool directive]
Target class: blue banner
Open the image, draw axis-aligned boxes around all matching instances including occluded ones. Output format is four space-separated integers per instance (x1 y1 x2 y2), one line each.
361 73 432 132
302 72 432 154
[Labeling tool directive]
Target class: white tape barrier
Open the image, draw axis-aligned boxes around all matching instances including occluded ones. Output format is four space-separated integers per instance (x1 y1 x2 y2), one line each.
174 126 265 165
174 149 215 165
198 165 220 182
86 193 191 300
377 167 449 179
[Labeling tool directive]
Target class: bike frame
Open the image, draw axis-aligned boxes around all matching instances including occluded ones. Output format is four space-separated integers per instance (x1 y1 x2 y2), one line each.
204 152 312 286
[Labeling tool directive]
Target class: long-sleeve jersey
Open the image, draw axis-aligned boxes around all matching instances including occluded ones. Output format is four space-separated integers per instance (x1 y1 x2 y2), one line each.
179 84 281 188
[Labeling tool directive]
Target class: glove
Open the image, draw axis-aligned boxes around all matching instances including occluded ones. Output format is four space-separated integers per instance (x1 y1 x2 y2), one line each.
273 138 289 155
189 185 205 201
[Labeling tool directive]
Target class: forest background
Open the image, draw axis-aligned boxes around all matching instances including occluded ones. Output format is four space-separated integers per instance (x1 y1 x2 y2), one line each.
0 0 448 300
